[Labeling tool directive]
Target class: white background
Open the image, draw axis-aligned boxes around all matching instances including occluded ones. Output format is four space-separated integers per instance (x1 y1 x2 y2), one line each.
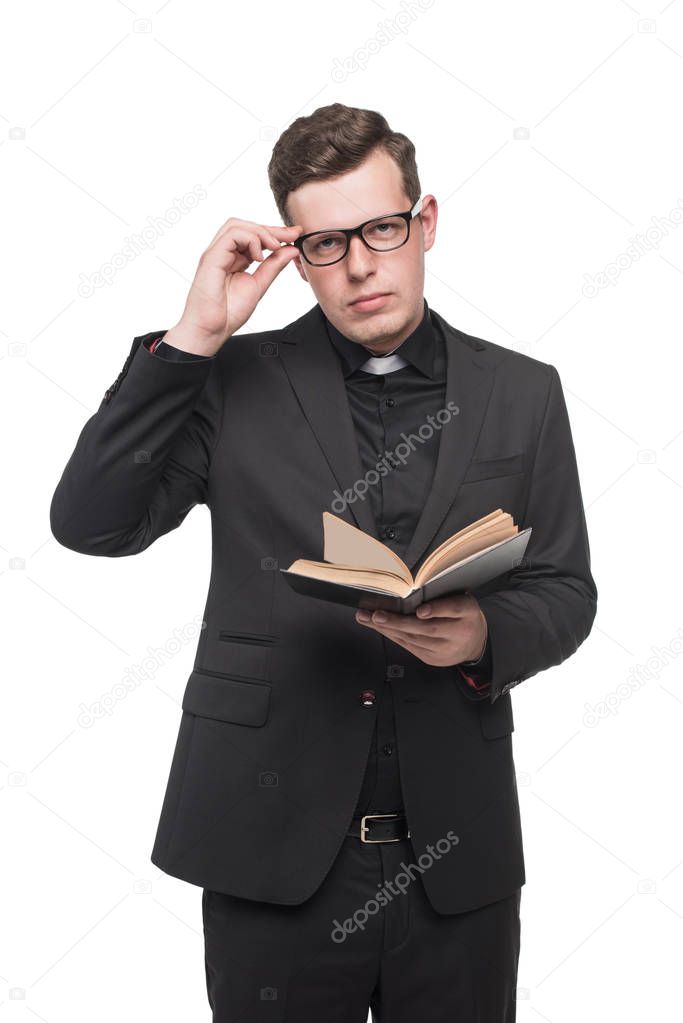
2 0 682 1020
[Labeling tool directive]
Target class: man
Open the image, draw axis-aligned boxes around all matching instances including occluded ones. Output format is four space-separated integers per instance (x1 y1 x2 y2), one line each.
50 102 597 1021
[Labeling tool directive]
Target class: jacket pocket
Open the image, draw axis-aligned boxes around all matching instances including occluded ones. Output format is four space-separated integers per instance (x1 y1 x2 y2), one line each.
182 668 271 727
218 630 278 646
462 452 525 484
478 695 515 739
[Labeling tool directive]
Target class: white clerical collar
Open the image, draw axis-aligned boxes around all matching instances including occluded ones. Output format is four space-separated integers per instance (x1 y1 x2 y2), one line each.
358 351 409 375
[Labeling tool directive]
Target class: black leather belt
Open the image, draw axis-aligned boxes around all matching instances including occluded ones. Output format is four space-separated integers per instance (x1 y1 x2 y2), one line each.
347 813 411 843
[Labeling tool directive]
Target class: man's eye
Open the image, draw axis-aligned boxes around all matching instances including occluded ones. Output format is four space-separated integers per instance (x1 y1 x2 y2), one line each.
368 221 398 235
315 236 343 251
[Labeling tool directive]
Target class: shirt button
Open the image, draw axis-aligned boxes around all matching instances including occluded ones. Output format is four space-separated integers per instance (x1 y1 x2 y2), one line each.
384 397 396 407
360 690 376 706
382 527 397 540
382 743 394 756
386 665 404 679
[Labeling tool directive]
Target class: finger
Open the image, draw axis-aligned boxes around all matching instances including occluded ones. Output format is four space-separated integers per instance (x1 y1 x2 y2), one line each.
356 611 445 642
216 227 270 266
237 224 296 254
225 249 252 273
265 224 304 237
356 609 408 629
209 220 302 252
250 243 300 292
206 218 246 248
250 224 303 255
262 223 304 235
206 218 247 248
415 595 472 619
357 608 446 635
364 621 451 648
379 622 450 643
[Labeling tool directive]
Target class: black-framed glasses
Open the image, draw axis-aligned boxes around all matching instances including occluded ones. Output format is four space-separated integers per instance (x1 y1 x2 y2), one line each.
293 195 424 267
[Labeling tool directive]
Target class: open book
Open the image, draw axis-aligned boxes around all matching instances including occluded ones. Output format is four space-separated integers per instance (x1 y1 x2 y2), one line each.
280 509 532 614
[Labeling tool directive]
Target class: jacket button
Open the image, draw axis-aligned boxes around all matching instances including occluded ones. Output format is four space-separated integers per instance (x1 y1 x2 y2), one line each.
360 689 376 706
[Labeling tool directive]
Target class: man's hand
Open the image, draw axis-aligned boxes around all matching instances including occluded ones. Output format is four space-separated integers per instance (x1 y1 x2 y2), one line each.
163 218 304 356
354 594 488 667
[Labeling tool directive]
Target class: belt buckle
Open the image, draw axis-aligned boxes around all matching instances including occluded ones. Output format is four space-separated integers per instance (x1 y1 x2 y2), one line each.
360 813 410 844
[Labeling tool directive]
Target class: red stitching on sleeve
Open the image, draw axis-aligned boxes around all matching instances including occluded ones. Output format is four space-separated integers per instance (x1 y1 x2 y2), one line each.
459 668 489 690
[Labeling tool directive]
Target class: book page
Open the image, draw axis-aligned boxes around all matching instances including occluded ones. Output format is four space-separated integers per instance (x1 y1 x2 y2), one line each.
414 510 513 587
322 512 413 585
420 529 532 601
285 559 413 597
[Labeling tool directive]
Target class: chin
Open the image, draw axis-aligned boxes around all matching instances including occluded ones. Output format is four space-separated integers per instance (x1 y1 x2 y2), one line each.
357 308 402 337
344 318 391 345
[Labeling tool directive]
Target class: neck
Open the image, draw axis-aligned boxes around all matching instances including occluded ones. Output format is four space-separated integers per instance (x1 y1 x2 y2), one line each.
363 342 402 358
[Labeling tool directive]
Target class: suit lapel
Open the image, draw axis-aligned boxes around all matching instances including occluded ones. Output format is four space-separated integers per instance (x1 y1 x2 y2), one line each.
279 303 494 575
401 308 494 573
279 304 379 540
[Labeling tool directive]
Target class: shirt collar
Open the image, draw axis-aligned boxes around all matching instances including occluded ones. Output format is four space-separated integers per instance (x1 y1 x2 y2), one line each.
324 297 436 379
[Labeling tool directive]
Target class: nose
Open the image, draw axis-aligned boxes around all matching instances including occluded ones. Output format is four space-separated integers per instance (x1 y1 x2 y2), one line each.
345 234 376 278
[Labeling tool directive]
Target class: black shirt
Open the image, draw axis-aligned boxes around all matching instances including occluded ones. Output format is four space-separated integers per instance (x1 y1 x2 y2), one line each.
323 297 493 815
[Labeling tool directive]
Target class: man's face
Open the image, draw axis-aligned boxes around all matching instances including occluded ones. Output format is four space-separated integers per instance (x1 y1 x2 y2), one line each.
287 149 437 355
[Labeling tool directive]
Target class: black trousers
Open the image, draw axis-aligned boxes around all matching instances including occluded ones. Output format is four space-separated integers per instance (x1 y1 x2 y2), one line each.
201 827 521 1022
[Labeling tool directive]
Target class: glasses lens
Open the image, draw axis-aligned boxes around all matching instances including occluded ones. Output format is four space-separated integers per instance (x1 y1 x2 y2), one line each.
302 232 347 266
362 216 408 251
302 216 409 265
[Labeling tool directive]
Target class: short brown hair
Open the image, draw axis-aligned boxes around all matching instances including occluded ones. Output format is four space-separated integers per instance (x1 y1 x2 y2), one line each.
267 102 421 226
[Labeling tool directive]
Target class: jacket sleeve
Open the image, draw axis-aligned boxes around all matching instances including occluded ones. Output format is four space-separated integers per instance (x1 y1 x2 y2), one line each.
151 337 214 362
474 364 597 704
49 331 222 557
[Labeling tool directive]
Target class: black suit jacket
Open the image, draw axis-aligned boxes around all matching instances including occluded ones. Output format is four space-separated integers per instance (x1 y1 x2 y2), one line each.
49 301 597 914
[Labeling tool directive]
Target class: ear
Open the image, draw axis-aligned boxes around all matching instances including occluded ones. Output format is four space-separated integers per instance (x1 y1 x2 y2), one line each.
293 255 309 283
419 194 438 254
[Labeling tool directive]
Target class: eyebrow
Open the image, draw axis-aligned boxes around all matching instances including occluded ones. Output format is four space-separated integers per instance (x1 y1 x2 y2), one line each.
305 208 401 234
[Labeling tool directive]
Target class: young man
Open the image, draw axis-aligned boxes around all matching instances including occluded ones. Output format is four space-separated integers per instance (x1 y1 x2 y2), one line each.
50 103 597 1021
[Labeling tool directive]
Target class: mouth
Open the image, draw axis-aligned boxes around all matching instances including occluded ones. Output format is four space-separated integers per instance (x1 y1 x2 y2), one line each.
349 292 392 311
